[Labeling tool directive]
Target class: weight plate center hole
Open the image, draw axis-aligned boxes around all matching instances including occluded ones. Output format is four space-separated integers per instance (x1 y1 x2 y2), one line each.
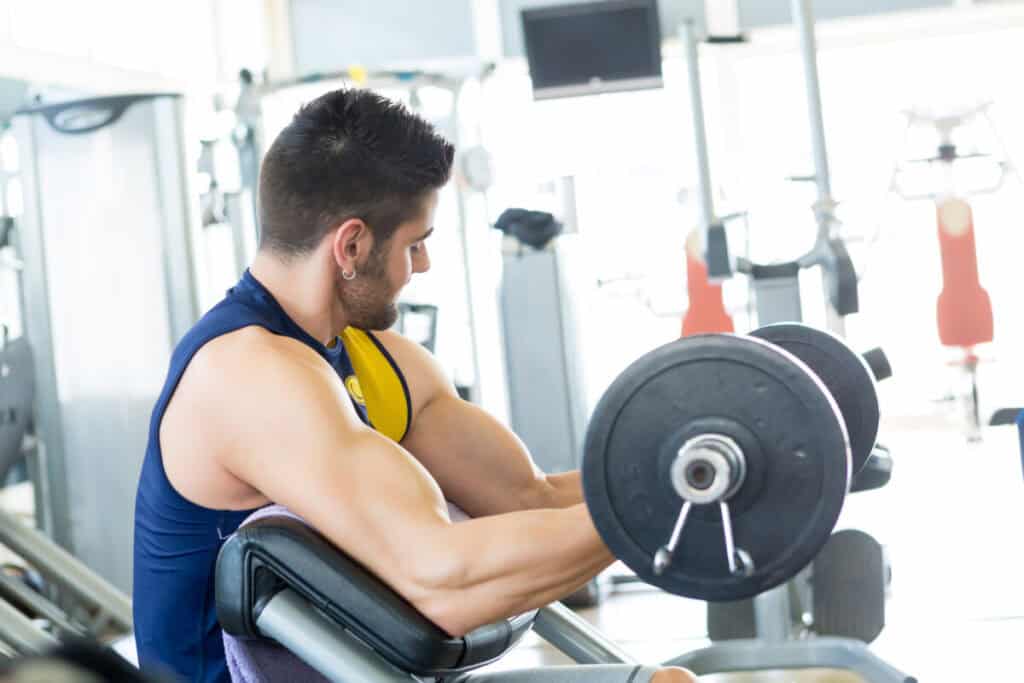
686 460 716 490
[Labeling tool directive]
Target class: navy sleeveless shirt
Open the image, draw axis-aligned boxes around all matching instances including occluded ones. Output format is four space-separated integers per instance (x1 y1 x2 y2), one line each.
133 271 373 681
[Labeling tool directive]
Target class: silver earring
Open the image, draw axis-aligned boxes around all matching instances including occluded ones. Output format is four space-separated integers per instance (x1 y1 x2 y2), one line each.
342 269 357 281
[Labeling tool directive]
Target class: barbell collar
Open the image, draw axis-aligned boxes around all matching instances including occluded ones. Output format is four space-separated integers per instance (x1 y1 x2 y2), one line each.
670 434 747 504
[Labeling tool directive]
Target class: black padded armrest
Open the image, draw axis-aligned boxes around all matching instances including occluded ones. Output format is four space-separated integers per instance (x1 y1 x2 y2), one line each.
215 516 535 676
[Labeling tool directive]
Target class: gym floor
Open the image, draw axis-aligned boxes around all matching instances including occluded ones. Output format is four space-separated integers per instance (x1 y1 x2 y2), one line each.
481 418 1024 681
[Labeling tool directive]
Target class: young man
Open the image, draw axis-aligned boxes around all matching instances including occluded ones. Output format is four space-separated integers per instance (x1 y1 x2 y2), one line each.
133 89 697 683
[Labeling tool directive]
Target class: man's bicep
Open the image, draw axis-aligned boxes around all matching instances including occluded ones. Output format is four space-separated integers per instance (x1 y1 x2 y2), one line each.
220 354 452 587
243 417 447 545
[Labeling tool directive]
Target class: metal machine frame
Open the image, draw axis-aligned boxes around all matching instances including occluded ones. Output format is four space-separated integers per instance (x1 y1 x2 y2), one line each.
13 94 199 593
499 187 589 475
0 95 138 655
236 589 640 682
225 582 915 682
677 2 912 680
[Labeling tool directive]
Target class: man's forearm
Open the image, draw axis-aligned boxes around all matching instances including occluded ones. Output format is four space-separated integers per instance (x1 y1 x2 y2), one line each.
414 503 614 636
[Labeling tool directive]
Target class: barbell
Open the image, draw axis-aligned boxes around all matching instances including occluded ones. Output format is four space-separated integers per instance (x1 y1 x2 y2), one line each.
582 323 888 602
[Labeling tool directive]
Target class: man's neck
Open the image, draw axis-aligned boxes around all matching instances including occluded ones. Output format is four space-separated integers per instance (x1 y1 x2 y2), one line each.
249 249 347 344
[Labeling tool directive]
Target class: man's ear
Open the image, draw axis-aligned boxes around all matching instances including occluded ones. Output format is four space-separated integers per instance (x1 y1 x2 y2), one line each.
332 218 374 270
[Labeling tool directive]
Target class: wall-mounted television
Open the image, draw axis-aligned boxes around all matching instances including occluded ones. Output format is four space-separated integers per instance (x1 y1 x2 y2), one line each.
521 0 663 100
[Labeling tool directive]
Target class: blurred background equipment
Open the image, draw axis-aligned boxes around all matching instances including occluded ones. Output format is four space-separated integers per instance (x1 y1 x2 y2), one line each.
1 0 1024 680
888 103 1020 441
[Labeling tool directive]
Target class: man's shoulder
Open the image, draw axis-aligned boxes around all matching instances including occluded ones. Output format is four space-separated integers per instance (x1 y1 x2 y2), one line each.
201 325 316 366
187 326 329 398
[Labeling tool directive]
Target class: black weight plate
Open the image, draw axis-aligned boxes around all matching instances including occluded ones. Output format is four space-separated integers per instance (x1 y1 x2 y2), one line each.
750 324 879 475
583 334 850 602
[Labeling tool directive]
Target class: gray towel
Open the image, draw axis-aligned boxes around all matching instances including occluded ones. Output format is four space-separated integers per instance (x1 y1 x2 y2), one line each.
222 504 330 682
222 502 470 682
225 628 331 683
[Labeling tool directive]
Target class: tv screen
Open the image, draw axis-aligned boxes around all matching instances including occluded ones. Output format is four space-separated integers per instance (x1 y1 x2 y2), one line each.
521 0 663 100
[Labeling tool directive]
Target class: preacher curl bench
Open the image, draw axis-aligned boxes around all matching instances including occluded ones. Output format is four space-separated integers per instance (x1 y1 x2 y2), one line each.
216 324 915 682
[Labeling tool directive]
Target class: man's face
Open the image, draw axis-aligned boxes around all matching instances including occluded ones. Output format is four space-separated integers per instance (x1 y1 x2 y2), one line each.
337 191 437 330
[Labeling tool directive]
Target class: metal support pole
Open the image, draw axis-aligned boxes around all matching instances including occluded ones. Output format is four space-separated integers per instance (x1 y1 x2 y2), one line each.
0 598 58 654
753 586 792 643
450 85 485 404
534 603 637 665
792 0 832 208
792 0 847 335
256 589 416 682
680 20 719 247
23 438 54 558
225 193 255 278
10 115 72 549
665 636 916 682
0 571 86 639
234 82 264 243
0 506 132 631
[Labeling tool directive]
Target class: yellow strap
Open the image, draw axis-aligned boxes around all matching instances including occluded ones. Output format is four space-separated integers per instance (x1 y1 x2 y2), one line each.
339 329 410 443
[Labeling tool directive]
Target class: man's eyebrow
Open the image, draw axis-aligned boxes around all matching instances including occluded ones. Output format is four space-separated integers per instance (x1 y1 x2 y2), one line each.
414 227 435 241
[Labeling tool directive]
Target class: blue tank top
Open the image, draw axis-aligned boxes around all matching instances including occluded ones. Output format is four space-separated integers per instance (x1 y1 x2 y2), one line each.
133 270 408 682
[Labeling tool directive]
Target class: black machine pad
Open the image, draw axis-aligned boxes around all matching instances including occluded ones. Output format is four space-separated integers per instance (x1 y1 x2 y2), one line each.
216 516 536 677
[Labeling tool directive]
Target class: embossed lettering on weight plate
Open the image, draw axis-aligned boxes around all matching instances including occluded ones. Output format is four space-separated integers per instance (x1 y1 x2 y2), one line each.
781 467 813 500
628 492 653 520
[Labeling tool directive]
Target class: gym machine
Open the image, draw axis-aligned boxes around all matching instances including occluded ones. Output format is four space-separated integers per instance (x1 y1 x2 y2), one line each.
0 339 130 653
498 0 666 483
889 103 1018 441
686 12 856 335
676 1 910 679
0 93 139 656
394 303 440 353
495 191 616 607
11 93 200 595
496 185 588 478
214 323 909 681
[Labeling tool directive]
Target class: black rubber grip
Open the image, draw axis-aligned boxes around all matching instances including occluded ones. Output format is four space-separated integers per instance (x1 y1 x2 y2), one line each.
862 348 892 382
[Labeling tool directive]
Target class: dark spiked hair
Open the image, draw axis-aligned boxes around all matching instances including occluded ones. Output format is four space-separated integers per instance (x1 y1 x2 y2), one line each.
258 88 455 257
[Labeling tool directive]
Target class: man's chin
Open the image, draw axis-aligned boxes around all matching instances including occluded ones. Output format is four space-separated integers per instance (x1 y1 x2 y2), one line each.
358 305 399 331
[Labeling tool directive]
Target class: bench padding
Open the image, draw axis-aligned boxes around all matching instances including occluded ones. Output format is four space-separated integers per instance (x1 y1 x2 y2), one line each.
216 516 535 676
